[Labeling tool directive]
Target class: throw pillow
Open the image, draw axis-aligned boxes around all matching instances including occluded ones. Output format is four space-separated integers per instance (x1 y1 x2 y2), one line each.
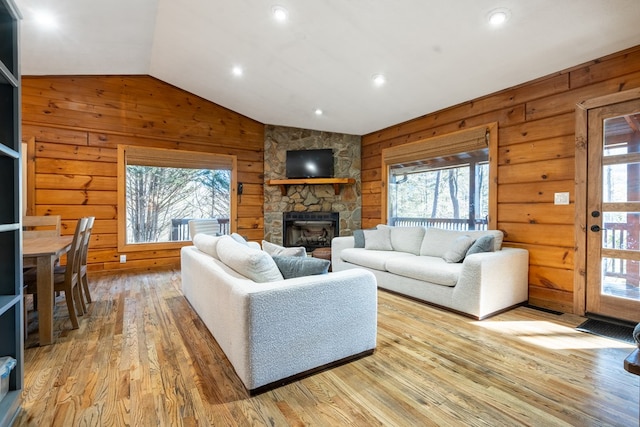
231 233 249 246
217 236 284 282
193 233 222 260
262 240 307 257
353 227 376 248
442 235 475 263
353 229 365 248
420 227 462 257
363 227 393 251
465 235 495 256
271 256 330 279
389 226 426 255
467 230 504 251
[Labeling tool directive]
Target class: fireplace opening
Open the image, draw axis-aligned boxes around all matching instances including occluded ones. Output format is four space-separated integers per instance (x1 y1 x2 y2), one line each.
283 212 339 251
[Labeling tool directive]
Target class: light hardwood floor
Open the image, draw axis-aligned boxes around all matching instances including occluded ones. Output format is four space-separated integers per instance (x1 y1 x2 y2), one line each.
17 268 640 426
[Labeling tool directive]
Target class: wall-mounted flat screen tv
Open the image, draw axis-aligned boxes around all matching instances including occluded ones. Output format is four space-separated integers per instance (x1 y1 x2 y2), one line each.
286 149 334 178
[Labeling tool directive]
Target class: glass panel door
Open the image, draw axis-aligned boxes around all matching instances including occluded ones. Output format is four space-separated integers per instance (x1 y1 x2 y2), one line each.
587 103 640 322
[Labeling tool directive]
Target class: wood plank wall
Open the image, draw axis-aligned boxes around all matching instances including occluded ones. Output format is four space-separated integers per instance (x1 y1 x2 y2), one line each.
22 75 265 272
361 45 640 313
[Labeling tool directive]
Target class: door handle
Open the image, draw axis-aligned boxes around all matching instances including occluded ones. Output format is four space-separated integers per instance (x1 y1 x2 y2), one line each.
591 211 600 218
590 225 601 232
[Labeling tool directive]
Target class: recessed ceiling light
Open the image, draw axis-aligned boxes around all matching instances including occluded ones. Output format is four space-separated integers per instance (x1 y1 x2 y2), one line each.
372 74 386 87
33 10 58 29
232 66 243 77
314 108 323 116
272 6 288 22
488 8 510 26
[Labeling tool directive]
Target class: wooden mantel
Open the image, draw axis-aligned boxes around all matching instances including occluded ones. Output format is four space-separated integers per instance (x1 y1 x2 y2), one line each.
267 178 356 196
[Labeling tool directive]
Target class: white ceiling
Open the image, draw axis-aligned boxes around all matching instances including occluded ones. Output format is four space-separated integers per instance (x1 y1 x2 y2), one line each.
15 0 640 135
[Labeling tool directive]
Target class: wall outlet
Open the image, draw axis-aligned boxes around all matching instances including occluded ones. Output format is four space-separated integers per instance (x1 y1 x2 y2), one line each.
120 254 126 263
554 192 570 205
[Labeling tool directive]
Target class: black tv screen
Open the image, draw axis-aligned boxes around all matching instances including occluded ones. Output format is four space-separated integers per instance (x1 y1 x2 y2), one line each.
286 149 334 178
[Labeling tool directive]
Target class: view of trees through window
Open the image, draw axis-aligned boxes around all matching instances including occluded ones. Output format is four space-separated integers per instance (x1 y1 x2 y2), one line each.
126 165 231 243
389 151 488 230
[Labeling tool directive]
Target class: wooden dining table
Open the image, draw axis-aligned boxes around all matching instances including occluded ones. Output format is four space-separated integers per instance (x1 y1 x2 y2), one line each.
23 235 73 346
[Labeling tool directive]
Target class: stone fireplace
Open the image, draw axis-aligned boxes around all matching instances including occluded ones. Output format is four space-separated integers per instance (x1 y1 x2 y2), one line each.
283 211 340 251
263 125 361 246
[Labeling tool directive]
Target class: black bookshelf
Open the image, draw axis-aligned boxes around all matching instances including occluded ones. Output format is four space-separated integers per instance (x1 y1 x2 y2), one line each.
0 0 22 426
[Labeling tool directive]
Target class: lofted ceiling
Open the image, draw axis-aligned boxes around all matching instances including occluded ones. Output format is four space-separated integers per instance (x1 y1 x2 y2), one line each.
14 0 640 135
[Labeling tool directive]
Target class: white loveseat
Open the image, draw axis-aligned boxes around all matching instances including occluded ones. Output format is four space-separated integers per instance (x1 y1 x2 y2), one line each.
332 226 529 319
180 234 378 393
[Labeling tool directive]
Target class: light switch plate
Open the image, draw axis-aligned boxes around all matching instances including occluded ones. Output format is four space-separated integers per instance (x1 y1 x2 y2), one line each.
554 192 570 205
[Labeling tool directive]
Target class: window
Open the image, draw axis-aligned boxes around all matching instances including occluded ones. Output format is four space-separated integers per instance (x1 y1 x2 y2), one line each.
381 123 497 230
117 145 237 251
389 150 489 229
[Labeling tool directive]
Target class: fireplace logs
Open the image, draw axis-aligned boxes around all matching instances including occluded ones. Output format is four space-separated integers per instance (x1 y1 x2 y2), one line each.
283 212 339 251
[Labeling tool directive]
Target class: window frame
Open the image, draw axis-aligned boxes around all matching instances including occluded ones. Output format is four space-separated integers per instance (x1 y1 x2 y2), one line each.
117 145 237 252
380 122 498 229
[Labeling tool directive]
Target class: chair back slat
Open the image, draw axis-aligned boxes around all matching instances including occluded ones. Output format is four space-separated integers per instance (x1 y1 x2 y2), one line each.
80 217 95 267
23 215 61 238
65 217 89 282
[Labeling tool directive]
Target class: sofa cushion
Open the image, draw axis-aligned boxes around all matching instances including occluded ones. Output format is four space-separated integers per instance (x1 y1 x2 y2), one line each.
465 235 495 256
353 229 365 248
340 248 414 271
193 233 223 260
386 256 462 287
389 226 426 255
442 235 475 263
364 227 393 251
262 240 306 257
217 236 284 282
271 256 330 279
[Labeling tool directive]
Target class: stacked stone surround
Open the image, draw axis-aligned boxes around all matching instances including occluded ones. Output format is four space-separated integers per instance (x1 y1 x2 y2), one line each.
263 125 361 245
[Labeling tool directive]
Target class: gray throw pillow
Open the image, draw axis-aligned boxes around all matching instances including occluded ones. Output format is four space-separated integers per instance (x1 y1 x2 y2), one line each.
442 235 475 263
353 229 365 248
465 235 495 257
271 256 330 279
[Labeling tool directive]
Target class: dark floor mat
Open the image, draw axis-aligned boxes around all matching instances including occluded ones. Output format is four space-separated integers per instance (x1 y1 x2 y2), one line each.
576 318 636 344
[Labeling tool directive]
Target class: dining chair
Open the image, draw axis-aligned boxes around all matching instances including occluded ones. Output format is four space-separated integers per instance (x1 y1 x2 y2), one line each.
188 219 221 239
56 216 94 305
24 217 89 330
23 218 62 336
23 215 62 238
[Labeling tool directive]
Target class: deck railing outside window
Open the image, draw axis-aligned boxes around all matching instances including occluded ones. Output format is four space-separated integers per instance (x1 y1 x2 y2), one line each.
170 218 229 241
389 217 488 231
602 222 639 280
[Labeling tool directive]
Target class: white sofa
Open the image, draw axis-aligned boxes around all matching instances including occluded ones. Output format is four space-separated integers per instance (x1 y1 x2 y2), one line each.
180 234 378 393
332 226 529 320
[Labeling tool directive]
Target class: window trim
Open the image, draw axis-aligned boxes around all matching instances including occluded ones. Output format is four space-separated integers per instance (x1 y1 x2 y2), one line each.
380 122 498 228
117 145 237 252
